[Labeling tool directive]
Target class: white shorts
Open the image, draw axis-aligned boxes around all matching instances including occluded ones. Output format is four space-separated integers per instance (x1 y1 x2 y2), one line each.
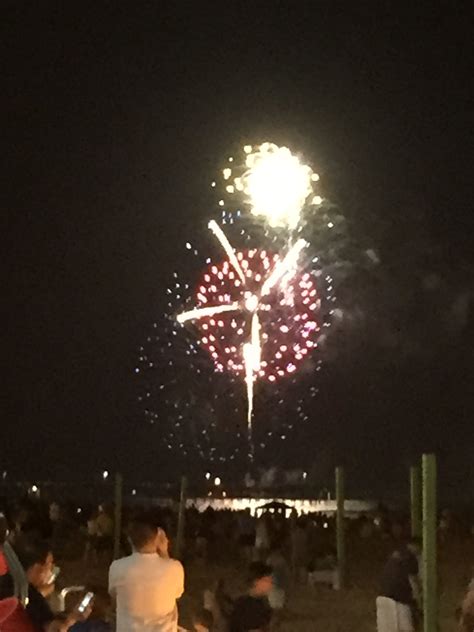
376 596 414 632
268 587 286 610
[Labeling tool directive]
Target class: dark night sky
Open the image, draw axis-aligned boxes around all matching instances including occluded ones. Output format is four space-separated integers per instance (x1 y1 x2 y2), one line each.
2 2 473 498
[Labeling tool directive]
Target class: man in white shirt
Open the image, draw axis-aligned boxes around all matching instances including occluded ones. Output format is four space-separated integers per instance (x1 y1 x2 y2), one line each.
109 513 184 632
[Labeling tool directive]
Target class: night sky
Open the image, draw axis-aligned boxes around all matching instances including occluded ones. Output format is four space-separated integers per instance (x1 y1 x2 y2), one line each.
3 3 473 500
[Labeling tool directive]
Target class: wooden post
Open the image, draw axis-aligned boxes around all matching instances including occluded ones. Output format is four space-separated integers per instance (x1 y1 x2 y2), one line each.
422 454 437 632
113 472 123 560
175 476 187 560
410 465 422 539
336 466 345 589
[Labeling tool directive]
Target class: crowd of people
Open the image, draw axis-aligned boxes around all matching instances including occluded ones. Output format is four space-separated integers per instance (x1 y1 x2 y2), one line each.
0 495 473 631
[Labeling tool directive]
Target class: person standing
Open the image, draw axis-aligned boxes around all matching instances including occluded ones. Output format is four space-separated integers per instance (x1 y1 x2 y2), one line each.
266 547 289 622
291 517 309 584
109 513 184 632
376 539 421 632
96 506 114 564
254 516 270 562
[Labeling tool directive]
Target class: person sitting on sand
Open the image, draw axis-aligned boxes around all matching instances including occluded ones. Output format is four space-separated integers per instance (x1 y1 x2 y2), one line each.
229 562 273 632
109 512 184 632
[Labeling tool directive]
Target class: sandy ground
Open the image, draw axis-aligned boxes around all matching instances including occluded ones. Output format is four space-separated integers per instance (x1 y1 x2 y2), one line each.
62 536 474 631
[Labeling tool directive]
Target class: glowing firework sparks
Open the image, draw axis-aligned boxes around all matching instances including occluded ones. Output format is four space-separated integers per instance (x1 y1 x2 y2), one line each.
138 142 341 467
243 312 262 442
176 223 319 444
261 238 308 296
208 219 246 284
176 302 239 324
234 142 321 229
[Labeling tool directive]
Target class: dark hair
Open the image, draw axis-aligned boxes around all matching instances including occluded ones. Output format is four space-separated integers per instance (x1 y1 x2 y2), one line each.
193 608 213 628
13 537 51 571
398 536 421 550
128 511 163 549
247 561 272 585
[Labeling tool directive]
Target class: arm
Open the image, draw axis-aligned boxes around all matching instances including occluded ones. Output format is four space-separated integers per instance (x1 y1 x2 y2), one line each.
409 574 422 609
108 561 118 598
174 561 185 600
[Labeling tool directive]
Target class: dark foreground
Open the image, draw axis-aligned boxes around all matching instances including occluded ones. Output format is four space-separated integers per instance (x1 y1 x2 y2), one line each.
61 536 473 631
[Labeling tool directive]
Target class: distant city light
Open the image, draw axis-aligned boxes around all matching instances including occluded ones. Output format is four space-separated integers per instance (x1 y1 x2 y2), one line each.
102 470 109 480
205 472 211 480
214 477 221 487
31 485 38 493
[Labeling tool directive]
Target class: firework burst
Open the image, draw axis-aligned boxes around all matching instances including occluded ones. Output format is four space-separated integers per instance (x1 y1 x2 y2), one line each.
137 142 339 466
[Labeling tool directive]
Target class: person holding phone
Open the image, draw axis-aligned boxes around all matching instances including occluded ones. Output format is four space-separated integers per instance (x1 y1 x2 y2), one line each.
109 512 184 632
69 588 112 632
1 535 91 632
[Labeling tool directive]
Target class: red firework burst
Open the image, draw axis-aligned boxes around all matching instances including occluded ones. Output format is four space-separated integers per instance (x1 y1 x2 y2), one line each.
193 248 321 382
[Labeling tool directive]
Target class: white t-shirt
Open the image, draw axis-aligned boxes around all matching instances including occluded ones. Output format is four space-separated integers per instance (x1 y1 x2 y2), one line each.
109 553 184 632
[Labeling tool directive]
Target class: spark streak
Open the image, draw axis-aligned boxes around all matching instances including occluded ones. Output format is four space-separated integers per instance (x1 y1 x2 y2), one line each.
243 312 261 448
177 227 313 450
177 303 239 324
208 220 246 284
261 239 307 296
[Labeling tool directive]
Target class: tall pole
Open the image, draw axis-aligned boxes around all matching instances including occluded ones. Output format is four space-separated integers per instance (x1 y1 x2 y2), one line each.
113 472 123 560
336 466 345 589
422 454 437 632
175 476 187 560
410 464 422 539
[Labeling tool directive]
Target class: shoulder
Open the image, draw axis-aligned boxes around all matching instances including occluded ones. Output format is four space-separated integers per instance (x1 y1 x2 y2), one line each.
161 557 183 570
170 558 184 570
166 558 184 579
109 558 123 572
109 555 132 577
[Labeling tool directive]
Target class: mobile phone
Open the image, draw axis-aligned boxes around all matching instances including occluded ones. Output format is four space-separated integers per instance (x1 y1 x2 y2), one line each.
48 566 60 585
78 591 94 613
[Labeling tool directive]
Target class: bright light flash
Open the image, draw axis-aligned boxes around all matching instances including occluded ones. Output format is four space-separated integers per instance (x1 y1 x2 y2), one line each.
244 292 259 312
235 143 316 229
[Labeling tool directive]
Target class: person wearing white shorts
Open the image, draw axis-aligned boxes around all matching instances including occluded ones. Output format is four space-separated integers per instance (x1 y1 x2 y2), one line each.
376 595 414 632
376 540 421 632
